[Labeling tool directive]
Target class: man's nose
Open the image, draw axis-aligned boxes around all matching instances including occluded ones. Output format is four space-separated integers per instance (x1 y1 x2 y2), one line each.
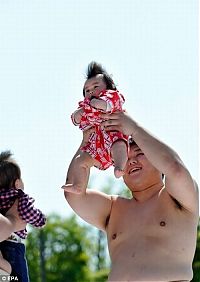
129 157 138 165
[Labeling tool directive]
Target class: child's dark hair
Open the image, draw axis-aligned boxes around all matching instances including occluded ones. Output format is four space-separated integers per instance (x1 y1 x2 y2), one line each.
83 61 117 96
0 151 21 190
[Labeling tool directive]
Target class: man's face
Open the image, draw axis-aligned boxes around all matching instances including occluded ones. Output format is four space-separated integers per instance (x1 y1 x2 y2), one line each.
83 74 107 98
123 145 161 191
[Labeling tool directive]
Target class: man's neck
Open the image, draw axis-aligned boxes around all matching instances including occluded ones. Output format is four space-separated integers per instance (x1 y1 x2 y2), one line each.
132 181 164 202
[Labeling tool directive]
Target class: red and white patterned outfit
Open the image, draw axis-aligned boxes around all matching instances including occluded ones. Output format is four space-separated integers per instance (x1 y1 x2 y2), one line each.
71 90 129 170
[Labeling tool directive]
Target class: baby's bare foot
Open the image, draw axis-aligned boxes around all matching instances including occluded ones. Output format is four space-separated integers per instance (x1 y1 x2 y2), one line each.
114 167 124 178
61 184 82 194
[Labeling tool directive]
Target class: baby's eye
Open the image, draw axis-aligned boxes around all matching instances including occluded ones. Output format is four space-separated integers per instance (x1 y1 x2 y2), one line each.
94 85 99 89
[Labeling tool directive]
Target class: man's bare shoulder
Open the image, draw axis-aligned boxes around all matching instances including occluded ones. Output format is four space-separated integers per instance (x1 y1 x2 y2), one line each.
105 195 134 228
110 194 133 204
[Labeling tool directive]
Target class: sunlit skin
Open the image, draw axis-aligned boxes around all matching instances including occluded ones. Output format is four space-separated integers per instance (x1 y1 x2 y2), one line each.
123 145 164 200
106 145 197 281
64 76 128 194
64 105 198 281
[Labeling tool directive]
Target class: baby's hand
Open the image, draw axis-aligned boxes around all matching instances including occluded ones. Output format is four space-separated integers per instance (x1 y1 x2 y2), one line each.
72 108 84 125
90 98 107 111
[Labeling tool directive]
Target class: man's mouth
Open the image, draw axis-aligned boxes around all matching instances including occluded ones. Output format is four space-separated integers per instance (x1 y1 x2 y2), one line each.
128 167 142 175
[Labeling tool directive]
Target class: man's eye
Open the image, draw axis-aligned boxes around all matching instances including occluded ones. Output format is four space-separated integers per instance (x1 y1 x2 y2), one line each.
137 153 144 156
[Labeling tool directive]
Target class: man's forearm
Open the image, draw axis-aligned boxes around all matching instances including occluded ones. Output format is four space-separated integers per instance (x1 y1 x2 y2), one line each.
130 120 184 176
65 137 90 186
65 144 83 185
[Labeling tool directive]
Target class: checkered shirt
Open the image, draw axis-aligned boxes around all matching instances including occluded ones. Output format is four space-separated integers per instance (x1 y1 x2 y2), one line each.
0 188 46 239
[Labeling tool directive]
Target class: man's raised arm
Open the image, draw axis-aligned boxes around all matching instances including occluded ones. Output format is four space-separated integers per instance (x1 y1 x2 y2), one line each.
101 111 199 215
62 129 112 231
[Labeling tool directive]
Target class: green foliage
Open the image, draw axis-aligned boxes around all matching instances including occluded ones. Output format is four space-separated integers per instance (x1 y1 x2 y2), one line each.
26 214 96 282
89 268 109 282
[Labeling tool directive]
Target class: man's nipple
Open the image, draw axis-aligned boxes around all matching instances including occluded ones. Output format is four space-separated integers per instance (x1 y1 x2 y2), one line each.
160 221 166 227
112 233 117 240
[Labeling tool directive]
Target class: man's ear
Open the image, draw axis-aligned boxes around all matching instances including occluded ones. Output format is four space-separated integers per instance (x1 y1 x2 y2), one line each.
15 179 21 189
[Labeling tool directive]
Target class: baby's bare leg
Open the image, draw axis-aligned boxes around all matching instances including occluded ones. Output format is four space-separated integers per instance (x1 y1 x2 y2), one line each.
111 140 128 178
63 152 99 194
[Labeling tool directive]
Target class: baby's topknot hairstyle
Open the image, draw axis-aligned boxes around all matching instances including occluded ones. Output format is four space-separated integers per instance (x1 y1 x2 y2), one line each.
83 61 117 96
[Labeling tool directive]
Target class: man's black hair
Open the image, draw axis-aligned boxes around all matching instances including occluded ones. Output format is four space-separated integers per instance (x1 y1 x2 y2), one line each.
83 61 117 96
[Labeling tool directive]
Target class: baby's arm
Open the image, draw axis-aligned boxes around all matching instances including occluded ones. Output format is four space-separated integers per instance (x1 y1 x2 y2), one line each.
90 98 110 112
71 108 84 125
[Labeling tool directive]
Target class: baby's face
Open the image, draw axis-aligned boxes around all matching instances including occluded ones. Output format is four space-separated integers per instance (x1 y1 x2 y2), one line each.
15 178 24 190
84 74 107 99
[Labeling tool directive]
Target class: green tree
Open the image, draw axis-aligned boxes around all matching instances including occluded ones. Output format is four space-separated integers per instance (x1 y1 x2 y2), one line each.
26 214 95 282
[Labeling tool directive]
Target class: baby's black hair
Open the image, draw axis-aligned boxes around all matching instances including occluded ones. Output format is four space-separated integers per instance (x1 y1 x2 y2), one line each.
0 150 21 190
83 61 117 96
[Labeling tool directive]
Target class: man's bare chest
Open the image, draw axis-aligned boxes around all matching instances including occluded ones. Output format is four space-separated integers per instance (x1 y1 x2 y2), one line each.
107 195 181 246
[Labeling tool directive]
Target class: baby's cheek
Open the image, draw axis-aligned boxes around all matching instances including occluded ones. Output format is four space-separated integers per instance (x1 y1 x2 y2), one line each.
93 90 100 97
95 88 105 96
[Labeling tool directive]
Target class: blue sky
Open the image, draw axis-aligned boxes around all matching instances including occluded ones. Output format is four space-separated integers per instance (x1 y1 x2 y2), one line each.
0 0 199 216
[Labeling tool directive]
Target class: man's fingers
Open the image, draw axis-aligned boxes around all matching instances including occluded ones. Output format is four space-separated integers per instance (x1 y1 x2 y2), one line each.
100 112 120 120
103 126 119 131
101 119 119 127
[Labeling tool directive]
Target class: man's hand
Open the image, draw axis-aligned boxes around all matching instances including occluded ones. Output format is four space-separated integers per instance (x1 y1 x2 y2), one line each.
101 111 135 136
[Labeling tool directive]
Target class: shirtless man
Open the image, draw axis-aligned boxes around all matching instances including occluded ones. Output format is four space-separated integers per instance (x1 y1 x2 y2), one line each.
63 85 199 281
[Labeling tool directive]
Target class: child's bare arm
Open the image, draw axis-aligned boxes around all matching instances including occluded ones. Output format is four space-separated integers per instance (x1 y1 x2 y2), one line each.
71 108 84 125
